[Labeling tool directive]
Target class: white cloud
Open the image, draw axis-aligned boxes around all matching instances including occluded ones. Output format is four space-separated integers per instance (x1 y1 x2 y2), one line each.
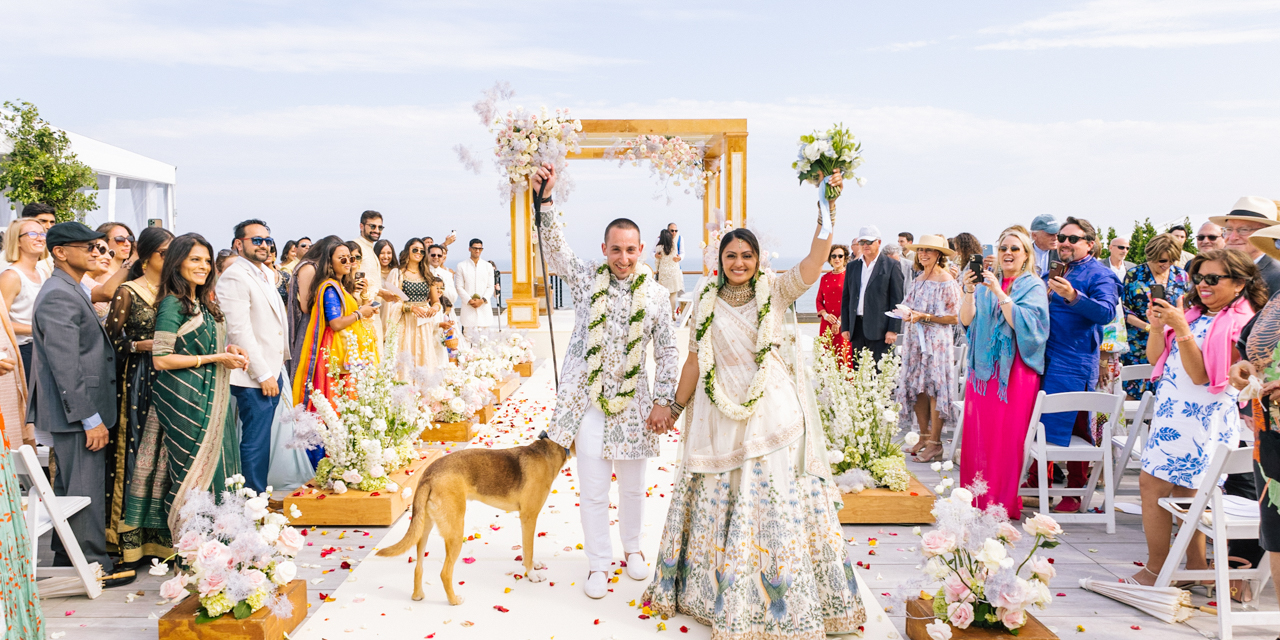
869 40 936 52
2 2 626 72
978 0 1280 50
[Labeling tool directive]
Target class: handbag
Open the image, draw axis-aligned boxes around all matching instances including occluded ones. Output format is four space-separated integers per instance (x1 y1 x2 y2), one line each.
1101 305 1129 355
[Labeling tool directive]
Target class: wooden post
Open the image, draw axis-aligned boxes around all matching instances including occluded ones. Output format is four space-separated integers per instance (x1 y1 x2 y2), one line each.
723 133 747 229
506 189 539 328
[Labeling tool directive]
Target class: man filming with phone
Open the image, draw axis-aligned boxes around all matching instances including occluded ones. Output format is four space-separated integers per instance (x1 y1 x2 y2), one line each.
1035 216 1121 514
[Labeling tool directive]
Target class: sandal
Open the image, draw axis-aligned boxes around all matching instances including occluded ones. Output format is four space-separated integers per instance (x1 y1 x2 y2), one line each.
905 435 926 456
914 440 944 463
1123 567 1158 586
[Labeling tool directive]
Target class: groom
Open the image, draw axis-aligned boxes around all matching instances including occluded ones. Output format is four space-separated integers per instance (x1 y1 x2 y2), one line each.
531 163 679 599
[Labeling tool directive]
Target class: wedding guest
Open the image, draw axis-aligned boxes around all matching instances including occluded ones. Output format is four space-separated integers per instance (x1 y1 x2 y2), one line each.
426 243 458 319
1120 234 1190 399
6 203 55 276
152 233 248 533
292 240 378 416
898 232 915 264
1039 216 1121 513
959 229 1049 519
270 241 290 302
0 294 28 450
489 259 503 318
815 244 849 360
215 248 237 275
883 242 912 283
376 238 401 329
97 222 135 276
353 211 385 304
949 232 982 278
1196 222 1225 253
0 423 44 639
279 240 298 272
455 238 495 338
286 236 341 379
28 222 132 586
1167 225 1196 267
655 229 683 314
1029 214 1060 276
216 220 289 494
840 225 904 361
81 238 115 319
394 239 444 374
1106 236 1134 280
1214 196 1280 296
1129 249 1264 586
103 226 173 569
897 235 961 463
1 219 48 374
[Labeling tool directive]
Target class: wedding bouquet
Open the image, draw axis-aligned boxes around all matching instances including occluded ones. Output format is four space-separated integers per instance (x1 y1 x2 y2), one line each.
814 338 910 492
414 361 492 424
792 123 865 200
606 135 719 200
150 475 301 622
909 485 1061 634
289 358 430 493
491 106 581 202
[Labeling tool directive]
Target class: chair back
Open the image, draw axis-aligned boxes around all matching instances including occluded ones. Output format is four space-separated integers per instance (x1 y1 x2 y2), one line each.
1020 390 1125 475
1119 363 1155 382
11 445 47 494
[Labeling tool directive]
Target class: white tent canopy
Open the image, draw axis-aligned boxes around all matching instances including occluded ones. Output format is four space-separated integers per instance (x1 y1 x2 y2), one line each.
0 113 177 231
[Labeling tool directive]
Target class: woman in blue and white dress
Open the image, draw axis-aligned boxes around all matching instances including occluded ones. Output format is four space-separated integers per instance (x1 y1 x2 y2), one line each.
1129 249 1267 586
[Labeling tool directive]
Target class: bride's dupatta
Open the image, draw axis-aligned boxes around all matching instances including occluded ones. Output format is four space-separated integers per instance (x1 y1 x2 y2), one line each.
291 278 379 409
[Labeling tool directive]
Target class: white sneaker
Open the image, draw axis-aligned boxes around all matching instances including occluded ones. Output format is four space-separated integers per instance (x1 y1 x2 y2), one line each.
625 552 649 580
584 571 608 599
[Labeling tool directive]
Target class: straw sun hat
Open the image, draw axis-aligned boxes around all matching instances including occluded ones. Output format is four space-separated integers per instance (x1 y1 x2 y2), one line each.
902 234 955 257
1249 224 1280 261
1210 196 1280 228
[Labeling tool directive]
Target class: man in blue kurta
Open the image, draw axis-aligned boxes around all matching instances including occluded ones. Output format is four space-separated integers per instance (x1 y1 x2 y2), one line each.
1040 216 1121 513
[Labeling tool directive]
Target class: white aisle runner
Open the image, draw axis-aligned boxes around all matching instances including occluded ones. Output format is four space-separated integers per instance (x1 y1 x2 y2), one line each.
292 363 889 639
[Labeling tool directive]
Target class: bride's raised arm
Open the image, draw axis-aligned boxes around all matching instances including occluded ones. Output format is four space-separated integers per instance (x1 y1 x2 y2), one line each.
796 169 843 286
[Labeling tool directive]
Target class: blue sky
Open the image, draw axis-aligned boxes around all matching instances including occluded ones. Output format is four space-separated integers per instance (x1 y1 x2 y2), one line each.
3 0 1279 266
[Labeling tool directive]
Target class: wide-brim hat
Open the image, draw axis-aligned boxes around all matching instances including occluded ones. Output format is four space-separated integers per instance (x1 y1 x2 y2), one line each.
1210 196 1280 228
1249 224 1280 261
903 234 956 257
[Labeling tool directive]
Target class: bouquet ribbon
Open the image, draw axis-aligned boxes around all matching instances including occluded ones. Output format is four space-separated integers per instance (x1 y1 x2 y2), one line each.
816 174 833 240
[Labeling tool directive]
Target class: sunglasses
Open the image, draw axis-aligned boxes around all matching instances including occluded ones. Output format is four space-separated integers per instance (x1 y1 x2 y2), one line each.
829 253 846 259
1112 245 1129 250
1152 259 1172 265
249 237 275 246
857 239 877 246
297 244 311 250
112 235 134 244
411 248 424 255
335 256 351 265
429 252 443 258
63 243 110 255
365 224 384 231
470 246 483 250
1197 234 1221 242
1056 234 1092 244
997 245 1022 252
1192 273 1232 286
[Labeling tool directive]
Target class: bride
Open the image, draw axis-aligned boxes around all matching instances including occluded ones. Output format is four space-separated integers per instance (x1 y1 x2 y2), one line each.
643 170 866 638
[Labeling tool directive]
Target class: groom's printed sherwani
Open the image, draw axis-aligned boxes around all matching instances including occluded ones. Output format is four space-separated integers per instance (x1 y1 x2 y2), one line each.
539 208 678 460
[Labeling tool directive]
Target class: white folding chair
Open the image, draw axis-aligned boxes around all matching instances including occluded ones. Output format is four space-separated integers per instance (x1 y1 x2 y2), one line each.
945 344 969 462
1155 444 1280 640
1018 390 1122 533
11 444 103 599
675 275 707 328
1111 390 1154 497
1117 363 1154 425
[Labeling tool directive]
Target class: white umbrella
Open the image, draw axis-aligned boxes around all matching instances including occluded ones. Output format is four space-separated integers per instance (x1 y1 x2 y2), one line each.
1079 577 1195 623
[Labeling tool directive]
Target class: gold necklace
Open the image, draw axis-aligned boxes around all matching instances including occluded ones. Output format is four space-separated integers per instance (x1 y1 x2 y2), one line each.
718 280 755 307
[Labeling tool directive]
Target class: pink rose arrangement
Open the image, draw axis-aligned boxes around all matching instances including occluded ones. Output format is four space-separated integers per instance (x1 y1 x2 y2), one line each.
606 135 719 201
149 475 301 622
911 485 1062 634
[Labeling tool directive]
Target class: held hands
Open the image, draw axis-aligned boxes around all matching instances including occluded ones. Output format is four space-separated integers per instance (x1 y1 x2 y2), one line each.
646 405 675 434
220 345 249 370
530 162 558 198
1047 276 1077 302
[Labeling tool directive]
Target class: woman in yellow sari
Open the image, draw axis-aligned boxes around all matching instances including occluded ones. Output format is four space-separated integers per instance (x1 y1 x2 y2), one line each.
292 239 379 454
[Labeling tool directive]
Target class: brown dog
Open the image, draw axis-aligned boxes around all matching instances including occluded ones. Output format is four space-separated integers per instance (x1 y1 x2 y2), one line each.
376 436 571 605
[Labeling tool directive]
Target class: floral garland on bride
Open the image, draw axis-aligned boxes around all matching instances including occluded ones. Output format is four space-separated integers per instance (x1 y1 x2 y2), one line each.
586 263 648 415
695 272 775 420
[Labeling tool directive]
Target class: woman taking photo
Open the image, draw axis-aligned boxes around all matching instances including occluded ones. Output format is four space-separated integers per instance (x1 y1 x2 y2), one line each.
897 235 962 463
1121 234 1190 398
152 233 248 531
958 229 1050 518
393 239 443 374
814 244 849 362
292 241 379 414
286 236 341 378
103 227 173 568
1 218 48 373
654 228 682 317
643 171 866 638
1129 249 1264 586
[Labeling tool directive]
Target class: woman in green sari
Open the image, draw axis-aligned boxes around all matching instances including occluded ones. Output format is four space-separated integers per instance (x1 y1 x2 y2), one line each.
152 233 248 534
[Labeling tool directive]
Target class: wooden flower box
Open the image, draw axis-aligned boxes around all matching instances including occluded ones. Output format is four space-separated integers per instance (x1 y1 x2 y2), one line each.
421 420 476 443
477 405 496 424
514 361 533 377
492 373 521 403
905 598 1057 640
837 475 936 525
282 452 441 526
158 578 308 640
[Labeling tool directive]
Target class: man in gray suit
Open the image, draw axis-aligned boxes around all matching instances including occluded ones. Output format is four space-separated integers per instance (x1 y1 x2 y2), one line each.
27 222 134 586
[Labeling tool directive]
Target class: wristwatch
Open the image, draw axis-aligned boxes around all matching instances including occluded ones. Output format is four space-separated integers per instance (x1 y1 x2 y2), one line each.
654 398 670 407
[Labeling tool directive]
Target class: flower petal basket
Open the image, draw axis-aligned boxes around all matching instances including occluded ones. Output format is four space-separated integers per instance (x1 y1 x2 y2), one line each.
159 579 307 640
283 452 441 526
905 598 1058 640
838 475 937 524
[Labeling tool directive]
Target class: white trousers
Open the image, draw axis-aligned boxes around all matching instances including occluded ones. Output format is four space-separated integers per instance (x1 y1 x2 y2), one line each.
575 407 647 572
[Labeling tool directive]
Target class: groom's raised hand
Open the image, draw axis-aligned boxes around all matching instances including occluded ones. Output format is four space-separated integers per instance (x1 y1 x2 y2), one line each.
529 162 557 197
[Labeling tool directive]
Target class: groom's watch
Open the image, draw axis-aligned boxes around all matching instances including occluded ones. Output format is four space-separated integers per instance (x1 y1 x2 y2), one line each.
654 398 670 407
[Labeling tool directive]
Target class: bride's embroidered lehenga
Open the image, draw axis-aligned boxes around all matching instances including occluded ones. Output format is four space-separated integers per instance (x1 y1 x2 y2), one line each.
643 265 866 640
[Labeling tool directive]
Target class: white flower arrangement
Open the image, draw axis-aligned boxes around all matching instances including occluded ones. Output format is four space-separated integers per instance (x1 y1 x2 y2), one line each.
496 331 535 366
414 361 491 424
151 475 301 622
792 124 866 198
585 263 648 416
605 134 720 201
490 106 581 202
814 335 912 492
695 272 774 421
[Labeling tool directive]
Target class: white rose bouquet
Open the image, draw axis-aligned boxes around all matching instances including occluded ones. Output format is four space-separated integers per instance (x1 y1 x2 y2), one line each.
150 475 302 622
491 106 581 202
792 123 865 200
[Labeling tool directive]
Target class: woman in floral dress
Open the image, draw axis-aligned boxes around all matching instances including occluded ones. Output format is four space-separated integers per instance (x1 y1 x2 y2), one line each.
897 235 962 463
0 421 43 639
1129 250 1266 586
644 172 866 639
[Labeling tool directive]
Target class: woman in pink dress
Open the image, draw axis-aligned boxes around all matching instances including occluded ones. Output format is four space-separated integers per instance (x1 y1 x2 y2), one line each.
958 229 1050 519
815 244 849 363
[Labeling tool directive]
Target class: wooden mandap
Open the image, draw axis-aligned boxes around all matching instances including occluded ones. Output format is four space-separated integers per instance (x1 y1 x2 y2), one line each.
505 118 748 328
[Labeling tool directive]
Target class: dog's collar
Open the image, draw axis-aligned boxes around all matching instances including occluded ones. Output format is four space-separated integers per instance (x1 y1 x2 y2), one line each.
538 430 570 456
